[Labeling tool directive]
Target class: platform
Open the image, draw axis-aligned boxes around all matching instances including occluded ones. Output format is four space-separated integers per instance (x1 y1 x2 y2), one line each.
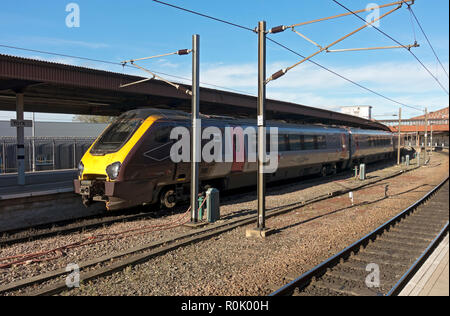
399 233 449 296
0 170 76 200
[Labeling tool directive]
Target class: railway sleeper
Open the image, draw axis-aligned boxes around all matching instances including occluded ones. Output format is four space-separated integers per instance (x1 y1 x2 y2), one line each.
374 236 430 249
390 226 444 238
352 251 417 267
346 256 410 271
393 219 448 231
378 231 434 243
368 239 429 254
365 243 424 257
326 267 400 293
312 275 383 296
295 284 350 297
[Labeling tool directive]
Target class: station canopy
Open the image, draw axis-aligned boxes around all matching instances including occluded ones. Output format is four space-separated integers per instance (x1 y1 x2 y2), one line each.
0 54 390 131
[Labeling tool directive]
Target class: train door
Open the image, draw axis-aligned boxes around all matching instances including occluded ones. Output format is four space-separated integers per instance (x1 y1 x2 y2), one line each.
341 133 349 160
231 128 245 172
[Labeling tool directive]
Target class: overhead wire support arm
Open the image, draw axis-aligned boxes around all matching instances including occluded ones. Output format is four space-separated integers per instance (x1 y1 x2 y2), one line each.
268 0 413 33
266 4 403 84
119 48 192 95
121 49 191 64
127 62 192 95
326 42 419 53
290 0 414 28
331 0 449 95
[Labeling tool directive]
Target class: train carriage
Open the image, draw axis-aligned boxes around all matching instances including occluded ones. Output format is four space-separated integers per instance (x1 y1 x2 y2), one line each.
74 108 396 211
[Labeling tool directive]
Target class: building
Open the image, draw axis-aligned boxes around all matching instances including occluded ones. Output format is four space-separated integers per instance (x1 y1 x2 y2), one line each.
378 107 449 149
341 106 373 120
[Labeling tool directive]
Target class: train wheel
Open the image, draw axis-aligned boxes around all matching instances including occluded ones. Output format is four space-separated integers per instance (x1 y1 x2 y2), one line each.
320 166 328 177
160 188 177 209
82 196 93 208
331 164 337 175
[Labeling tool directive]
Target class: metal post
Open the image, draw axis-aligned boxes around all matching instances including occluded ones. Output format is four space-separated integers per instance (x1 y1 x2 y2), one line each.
32 112 36 172
190 34 200 223
397 107 401 165
257 21 267 230
16 92 25 185
73 140 77 169
1 139 6 174
415 123 419 148
424 108 428 163
430 124 433 150
52 139 56 170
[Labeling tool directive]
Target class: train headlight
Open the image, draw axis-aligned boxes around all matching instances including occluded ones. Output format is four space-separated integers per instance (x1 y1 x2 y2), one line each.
106 162 121 181
78 162 84 178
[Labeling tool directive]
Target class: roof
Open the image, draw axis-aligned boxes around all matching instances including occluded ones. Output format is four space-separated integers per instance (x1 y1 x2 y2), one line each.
411 107 449 120
0 54 390 131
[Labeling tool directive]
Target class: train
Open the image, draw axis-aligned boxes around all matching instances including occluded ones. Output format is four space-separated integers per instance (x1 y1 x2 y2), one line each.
74 108 397 211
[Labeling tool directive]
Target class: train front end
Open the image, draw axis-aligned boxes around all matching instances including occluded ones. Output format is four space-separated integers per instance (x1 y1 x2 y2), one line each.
74 110 160 211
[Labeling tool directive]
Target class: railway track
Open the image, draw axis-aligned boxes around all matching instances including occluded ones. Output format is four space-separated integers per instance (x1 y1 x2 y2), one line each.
0 209 172 247
0 159 411 248
0 161 425 296
270 177 449 297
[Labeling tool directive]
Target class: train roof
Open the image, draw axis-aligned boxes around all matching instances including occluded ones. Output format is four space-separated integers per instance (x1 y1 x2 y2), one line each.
126 108 393 134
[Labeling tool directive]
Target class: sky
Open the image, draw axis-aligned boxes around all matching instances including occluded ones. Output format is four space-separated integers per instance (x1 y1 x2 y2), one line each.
0 0 448 122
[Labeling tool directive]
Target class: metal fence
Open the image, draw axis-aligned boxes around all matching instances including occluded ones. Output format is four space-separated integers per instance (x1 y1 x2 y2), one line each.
0 137 96 174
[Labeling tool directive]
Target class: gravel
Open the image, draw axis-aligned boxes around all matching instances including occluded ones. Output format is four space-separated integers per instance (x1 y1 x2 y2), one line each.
1 153 448 296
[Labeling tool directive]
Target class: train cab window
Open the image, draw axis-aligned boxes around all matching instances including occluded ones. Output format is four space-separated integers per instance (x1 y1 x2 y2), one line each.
154 126 172 144
90 113 144 154
290 134 302 151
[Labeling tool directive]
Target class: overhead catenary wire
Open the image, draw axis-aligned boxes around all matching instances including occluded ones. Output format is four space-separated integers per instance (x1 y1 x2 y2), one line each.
266 37 424 112
0 43 254 96
331 0 449 96
266 4 404 83
1 2 435 113
408 6 449 79
151 0 256 33
149 0 426 112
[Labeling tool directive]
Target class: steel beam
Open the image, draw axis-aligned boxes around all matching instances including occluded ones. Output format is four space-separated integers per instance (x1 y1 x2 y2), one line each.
190 34 200 223
257 21 267 230
16 92 25 185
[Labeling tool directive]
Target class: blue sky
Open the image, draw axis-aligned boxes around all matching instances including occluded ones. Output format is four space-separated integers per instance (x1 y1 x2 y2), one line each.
0 0 448 122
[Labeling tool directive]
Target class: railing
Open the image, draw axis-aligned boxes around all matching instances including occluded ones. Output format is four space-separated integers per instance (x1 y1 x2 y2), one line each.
0 137 96 174
378 118 449 127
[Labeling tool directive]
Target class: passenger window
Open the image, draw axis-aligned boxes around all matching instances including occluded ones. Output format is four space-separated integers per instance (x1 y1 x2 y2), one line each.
290 135 302 151
278 134 290 152
304 135 315 150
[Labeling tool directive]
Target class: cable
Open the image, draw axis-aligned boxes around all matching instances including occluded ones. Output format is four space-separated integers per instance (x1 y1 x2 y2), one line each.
408 7 449 79
0 44 254 96
147 1 425 112
151 0 255 33
267 37 424 112
331 0 449 95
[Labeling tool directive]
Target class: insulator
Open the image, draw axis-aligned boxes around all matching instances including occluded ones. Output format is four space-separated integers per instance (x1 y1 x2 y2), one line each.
270 25 286 34
177 49 190 55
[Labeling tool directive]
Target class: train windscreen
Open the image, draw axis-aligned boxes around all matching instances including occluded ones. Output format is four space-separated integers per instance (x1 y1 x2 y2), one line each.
90 112 144 154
